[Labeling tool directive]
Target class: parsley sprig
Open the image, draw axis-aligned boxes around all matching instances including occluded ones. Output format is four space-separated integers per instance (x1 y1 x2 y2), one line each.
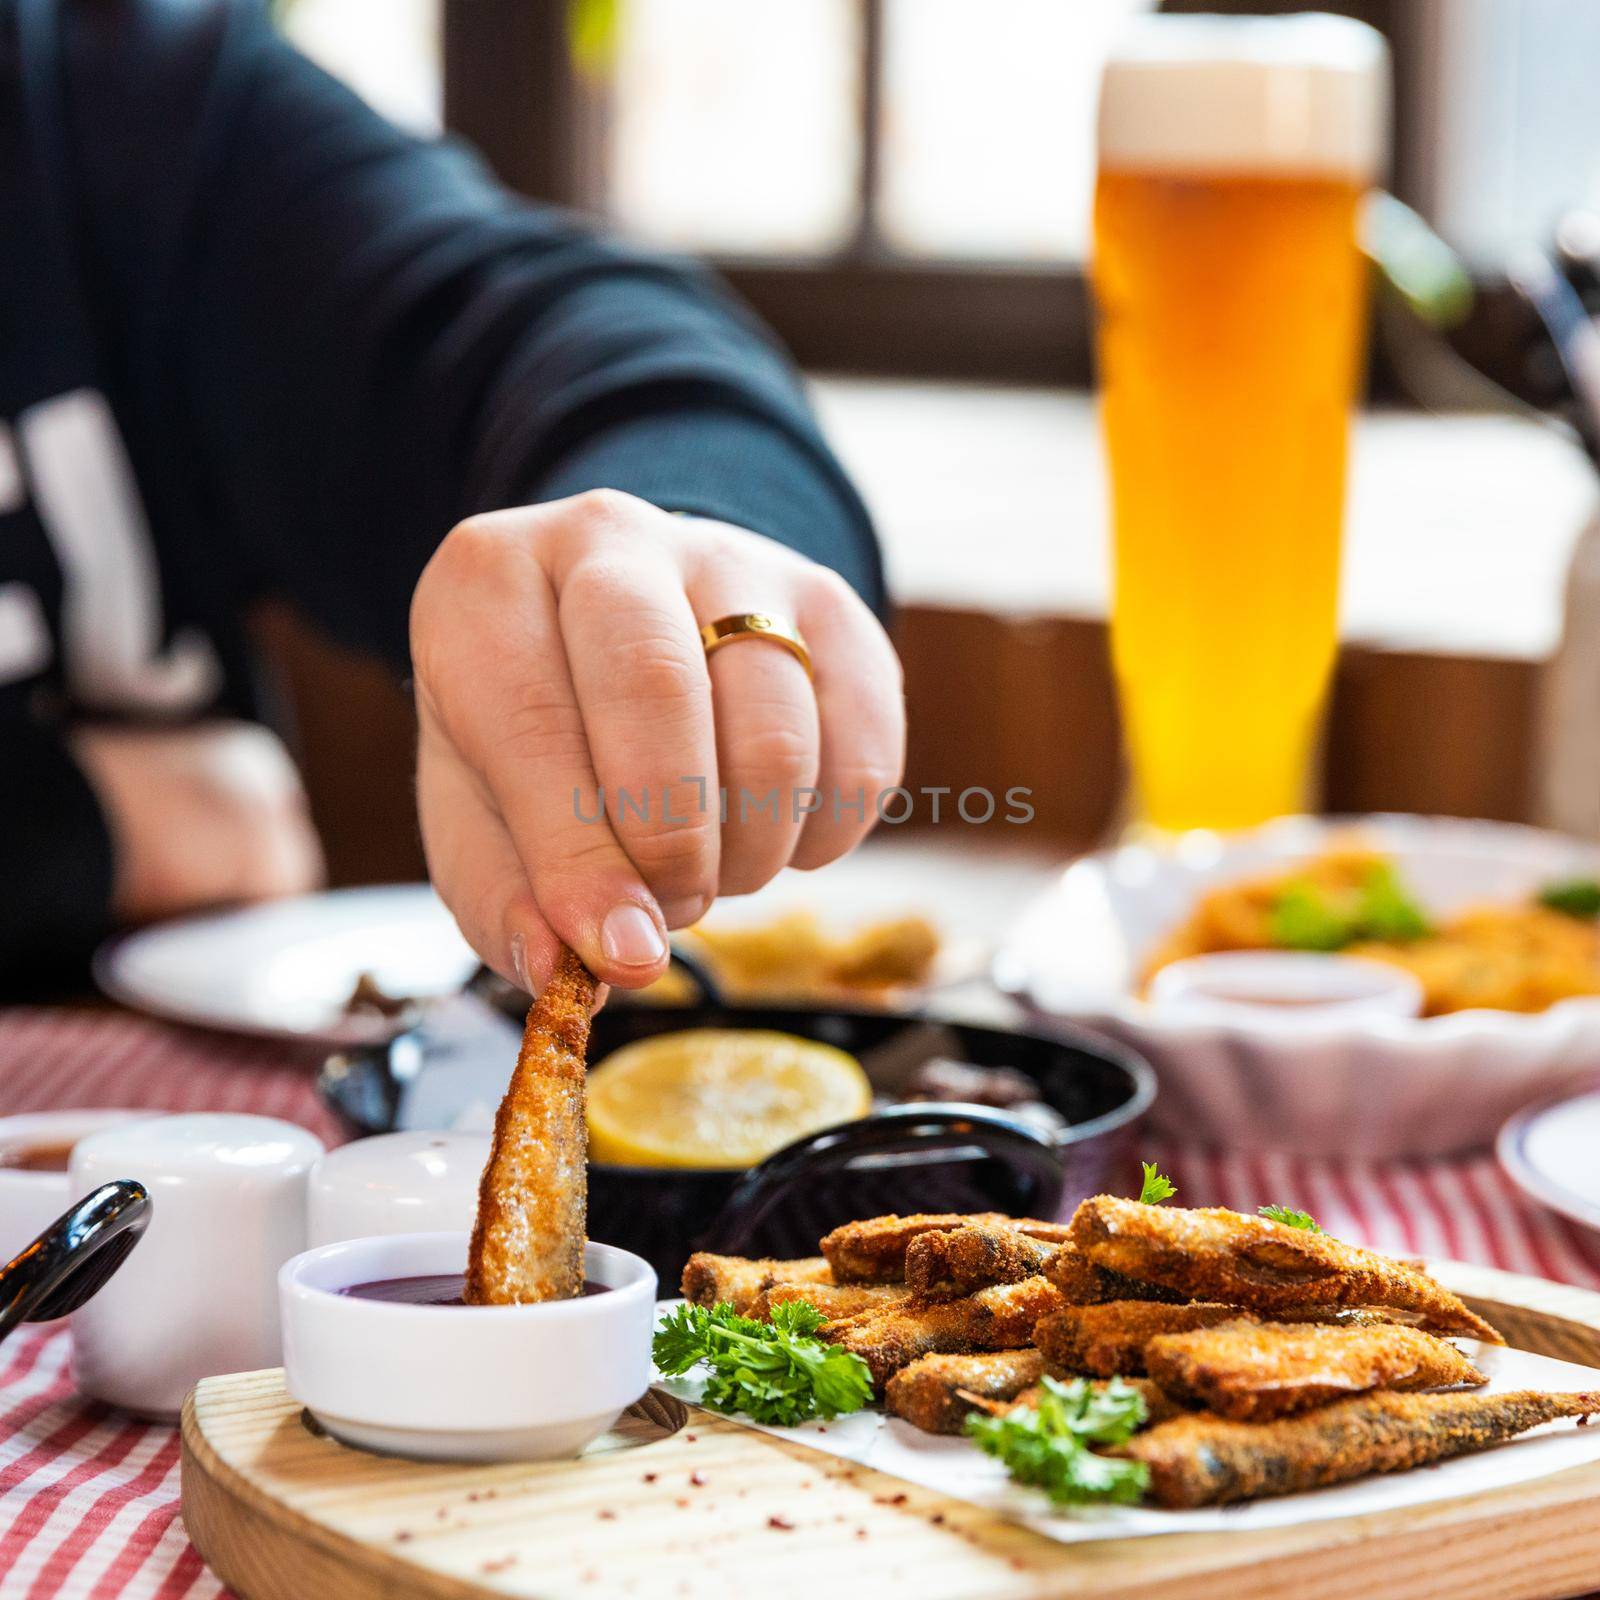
1270 861 1432 951
1538 877 1600 919
652 1300 873 1426
1138 1161 1176 1205
1259 1203 1322 1232
966 1376 1150 1506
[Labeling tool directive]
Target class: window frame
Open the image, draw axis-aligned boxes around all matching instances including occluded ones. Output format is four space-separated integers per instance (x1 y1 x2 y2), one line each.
441 0 1421 384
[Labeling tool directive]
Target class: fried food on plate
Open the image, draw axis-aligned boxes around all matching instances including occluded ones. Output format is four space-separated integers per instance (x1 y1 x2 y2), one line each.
1068 1195 1504 1343
1144 1319 1488 1421
904 1224 1057 1302
824 1276 1065 1388
1036 1302 1245 1377
1046 1242 1187 1306
684 911 940 1002
749 1280 909 1323
680 1253 831 1314
1115 1389 1600 1508
466 949 595 1306
986 1377 1183 1429
821 1213 1071 1284
884 1349 1048 1434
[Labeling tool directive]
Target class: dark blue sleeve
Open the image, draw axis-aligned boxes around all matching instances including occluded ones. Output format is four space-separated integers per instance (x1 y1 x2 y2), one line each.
57 0 884 672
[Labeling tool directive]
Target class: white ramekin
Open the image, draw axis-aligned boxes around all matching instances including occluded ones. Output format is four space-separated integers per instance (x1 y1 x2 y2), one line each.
1148 950 1424 1025
280 1232 657 1461
0 1109 155 1264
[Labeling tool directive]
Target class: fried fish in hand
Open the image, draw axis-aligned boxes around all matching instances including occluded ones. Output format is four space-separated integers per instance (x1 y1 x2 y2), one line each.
821 1213 1071 1284
466 948 595 1305
748 1280 909 1323
824 1276 1065 1388
1115 1389 1600 1507
1036 1301 1245 1377
1145 1319 1487 1421
1069 1196 1503 1343
904 1224 1057 1301
885 1349 1047 1434
680 1253 832 1314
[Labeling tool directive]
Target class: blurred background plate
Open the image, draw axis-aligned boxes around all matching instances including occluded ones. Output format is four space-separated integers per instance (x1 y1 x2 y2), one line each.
94 886 477 1046
1498 1088 1600 1239
994 814 1600 1158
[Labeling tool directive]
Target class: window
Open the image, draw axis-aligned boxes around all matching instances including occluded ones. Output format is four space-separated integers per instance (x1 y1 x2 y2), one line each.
279 0 441 135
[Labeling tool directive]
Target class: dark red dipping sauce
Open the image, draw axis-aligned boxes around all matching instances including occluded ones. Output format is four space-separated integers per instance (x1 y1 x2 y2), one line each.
339 1274 610 1306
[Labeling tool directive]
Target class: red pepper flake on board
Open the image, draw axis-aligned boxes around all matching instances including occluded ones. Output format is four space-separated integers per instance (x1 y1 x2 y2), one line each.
480 1556 518 1574
688 1471 707 1487
767 1515 796 1531
597 1509 616 1520
393 1531 413 1543
642 1472 658 1483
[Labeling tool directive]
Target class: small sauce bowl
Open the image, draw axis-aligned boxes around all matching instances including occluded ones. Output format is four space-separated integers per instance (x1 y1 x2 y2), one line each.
0 1110 155 1264
280 1231 657 1461
1147 951 1424 1025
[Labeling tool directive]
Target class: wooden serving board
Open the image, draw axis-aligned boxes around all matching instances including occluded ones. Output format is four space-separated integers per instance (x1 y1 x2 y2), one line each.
181 1261 1600 1600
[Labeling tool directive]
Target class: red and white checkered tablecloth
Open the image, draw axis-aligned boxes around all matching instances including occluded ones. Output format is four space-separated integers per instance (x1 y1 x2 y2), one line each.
1 1008 1598 1600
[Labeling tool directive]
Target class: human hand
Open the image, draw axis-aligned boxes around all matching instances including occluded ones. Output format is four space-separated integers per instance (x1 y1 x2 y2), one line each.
72 721 326 921
410 490 904 993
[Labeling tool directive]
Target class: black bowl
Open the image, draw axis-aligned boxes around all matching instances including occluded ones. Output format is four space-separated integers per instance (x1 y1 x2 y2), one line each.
319 968 1155 1286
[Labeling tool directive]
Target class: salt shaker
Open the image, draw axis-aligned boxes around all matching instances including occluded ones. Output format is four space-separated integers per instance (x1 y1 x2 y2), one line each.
307 1130 490 1246
69 1113 324 1419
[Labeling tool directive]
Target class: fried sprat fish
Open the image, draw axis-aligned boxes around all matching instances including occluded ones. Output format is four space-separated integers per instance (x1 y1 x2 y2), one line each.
1115 1389 1600 1508
680 1253 832 1315
1069 1196 1503 1343
904 1224 1057 1301
824 1276 1065 1388
748 1281 909 1323
1144 1319 1487 1421
466 948 596 1305
821 1213 1071 1284
884 1349 1047 1434
1036 1301 1245 1377
1046 1242 1187 1306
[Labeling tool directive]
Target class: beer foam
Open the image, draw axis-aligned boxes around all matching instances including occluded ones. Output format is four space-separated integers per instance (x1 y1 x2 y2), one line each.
1098 13 1389 179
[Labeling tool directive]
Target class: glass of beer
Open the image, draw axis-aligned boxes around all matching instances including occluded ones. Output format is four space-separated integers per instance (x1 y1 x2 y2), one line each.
1094 15 1389 833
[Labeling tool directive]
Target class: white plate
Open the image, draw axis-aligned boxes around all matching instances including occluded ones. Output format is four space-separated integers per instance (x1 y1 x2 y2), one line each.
1498 1088 1600 1237
994 814 1600 1157
94 886 478 1045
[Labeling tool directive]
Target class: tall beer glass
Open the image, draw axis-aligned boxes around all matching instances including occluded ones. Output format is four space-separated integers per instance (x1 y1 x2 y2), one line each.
1094 15 1389 832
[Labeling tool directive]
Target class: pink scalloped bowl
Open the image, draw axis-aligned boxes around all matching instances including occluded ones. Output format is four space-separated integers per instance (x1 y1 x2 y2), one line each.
994 815 1600 1158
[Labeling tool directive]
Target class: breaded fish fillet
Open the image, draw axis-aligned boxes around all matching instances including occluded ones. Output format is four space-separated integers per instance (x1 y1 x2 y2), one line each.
821 1213 1071 1284
465 949 595 1305
1144 1319 1487 1421
1069 1196 1503 1343
1037 1301 1246 1376
904 1224 1057 1301
1115 1389 1600 1507
885 1348 1047 1433
987 1377 1184 1429
1046 1242 1187 1306
748 1280 908 1323
679 1253 831 1314
823 1276 1065 1388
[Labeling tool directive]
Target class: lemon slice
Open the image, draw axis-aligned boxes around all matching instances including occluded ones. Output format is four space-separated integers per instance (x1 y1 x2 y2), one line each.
586 1029 872 1169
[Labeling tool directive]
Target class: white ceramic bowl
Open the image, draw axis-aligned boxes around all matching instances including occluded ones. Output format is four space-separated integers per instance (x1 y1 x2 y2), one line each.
0 1110 155 1264
1148 950 1424 1024
307 1132 491 1246
72 1114 324 1419
995 814 1600 1157
280 1233 657 1461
